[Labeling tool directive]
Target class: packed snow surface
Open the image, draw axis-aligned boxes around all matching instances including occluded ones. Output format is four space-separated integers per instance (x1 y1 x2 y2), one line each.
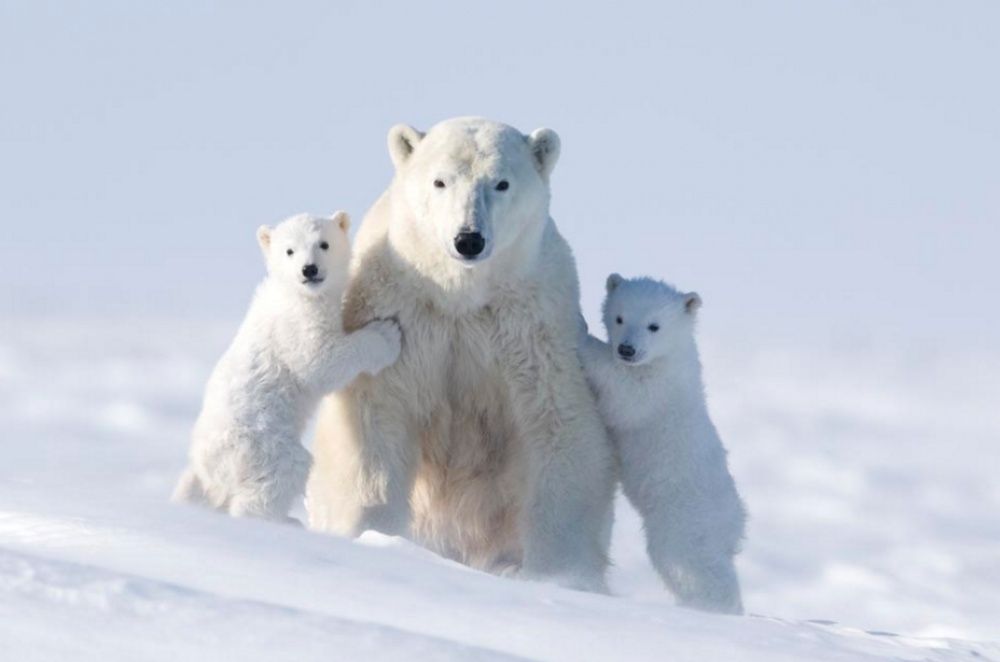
1 319 997 661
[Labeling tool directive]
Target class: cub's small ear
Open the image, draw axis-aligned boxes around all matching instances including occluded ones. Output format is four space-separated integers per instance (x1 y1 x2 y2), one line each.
256 225 271 254
684 292 703 314
387 124 424 169
528 127 561 179
330 210 350 233
606 273 624 293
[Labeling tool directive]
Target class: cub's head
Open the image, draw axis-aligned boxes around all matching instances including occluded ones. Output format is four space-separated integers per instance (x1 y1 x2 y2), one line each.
257 212 351 297
386 117 560 268
602 274 702 366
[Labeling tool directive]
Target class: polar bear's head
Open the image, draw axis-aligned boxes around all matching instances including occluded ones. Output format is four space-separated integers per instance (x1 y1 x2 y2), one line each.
257 212 351 297
602 274 702 366
386 117 559 272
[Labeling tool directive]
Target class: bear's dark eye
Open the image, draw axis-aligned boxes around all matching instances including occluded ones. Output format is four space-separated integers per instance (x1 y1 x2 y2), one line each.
320 241 329 251
286 248 294 256
495 180 509 191
433 179 446 189
616 316 623 325
648 324 660 332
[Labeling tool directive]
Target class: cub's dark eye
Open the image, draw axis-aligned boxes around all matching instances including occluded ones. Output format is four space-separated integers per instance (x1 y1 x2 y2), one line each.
648 324 660 332
433 179 446 188
319 241 329 251
495 180 509 191
616 316 623 325
286 248 294 256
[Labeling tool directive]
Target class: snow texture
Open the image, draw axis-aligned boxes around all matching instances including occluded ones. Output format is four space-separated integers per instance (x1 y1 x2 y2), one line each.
0 319 997 661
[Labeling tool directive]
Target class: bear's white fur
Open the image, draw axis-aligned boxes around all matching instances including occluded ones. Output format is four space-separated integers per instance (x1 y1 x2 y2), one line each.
579 274 746 613
173 212 401 522
307 118 616 591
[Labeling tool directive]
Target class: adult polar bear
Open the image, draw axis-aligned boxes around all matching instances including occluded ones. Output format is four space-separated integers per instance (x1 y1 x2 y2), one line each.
307 117 616 591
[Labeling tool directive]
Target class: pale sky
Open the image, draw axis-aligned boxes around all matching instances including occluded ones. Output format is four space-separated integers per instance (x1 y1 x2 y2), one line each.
2 1 997 344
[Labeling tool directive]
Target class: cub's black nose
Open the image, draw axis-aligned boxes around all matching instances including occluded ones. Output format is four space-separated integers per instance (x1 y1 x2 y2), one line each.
454 232 486 258
302 264 319 278
617 344 636 359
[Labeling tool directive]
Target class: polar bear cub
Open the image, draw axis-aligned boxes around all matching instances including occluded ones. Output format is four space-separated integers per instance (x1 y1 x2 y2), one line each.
579 274 746 613
173 212 401 522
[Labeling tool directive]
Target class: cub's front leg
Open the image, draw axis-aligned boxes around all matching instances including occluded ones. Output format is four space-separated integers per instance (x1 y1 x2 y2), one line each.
350 319 403 375
223 433 312 523
308 319 402 393
577 333 617 400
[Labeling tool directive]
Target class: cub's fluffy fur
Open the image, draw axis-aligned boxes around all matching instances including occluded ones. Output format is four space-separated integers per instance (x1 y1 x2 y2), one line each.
173 212 401 521
580 274 746 613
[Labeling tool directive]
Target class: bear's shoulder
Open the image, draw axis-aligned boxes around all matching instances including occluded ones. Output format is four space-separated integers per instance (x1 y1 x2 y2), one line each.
534 218 580 304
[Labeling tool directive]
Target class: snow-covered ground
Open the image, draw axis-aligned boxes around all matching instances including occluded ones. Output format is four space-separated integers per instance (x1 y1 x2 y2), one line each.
1 318 997 661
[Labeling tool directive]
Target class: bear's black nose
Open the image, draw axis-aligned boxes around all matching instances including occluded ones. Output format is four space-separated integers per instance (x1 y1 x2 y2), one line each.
617 344 636 359
454 232 486 258
302 264 319 278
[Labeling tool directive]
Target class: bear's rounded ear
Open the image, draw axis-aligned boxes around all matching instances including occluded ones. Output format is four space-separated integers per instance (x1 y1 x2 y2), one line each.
330 210 350 233
528 128 561 179
684 292 703 315
606 273 624 293
256 225 272 255
387 124 424 169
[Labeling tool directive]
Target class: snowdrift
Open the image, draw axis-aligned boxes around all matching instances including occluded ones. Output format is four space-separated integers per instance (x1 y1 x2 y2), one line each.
0 320 996 660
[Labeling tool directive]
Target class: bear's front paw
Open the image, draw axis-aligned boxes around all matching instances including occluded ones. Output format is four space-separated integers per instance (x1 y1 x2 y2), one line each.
366 319 402 373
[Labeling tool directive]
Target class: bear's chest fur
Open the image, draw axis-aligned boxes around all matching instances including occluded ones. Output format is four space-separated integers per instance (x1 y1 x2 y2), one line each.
402 296 526 456
398 289 536 569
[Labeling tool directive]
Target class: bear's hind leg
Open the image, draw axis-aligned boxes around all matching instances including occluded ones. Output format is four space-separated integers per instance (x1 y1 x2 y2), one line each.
171 467 208 505
227 440 311 522
641 507 745 614
651 549 744 615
